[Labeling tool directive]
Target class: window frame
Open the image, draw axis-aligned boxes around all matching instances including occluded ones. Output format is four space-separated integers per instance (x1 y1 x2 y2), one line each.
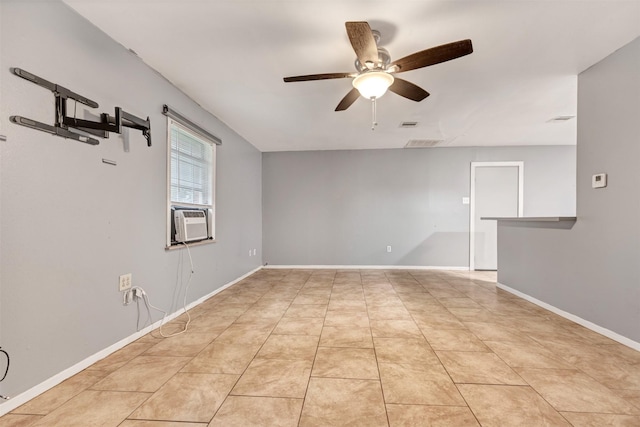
165 117 217 248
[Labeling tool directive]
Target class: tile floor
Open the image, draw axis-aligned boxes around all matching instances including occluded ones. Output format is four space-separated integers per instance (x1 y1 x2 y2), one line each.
1 269 640 426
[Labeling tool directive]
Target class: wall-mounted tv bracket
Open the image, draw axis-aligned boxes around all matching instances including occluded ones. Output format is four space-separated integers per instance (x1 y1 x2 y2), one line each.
9 68 151 147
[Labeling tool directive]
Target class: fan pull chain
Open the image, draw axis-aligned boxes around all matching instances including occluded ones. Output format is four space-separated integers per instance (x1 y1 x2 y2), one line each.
371 97 378 130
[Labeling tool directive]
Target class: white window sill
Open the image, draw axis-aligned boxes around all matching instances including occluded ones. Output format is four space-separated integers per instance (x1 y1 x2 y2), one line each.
165 238 216 251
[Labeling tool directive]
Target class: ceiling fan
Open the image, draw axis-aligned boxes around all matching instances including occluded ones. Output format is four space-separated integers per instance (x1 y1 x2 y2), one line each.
283 21 473 119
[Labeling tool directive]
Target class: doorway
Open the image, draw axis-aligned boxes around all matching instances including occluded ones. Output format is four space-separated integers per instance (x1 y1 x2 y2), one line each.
469 162 523 271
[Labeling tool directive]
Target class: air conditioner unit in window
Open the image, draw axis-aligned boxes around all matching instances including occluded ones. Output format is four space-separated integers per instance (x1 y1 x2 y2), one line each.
174 209 208 242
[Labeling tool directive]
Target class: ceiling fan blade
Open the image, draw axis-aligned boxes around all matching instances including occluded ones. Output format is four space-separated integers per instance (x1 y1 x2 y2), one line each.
284 72 354 83
345 21 379 67
335 88 360 111
390 39 473 73
388 78 430 102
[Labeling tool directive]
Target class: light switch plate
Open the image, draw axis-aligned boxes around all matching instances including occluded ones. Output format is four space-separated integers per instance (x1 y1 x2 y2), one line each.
592 173 607 189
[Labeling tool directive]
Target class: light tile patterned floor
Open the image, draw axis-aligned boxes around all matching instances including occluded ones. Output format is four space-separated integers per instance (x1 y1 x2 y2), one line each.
2 269 640 426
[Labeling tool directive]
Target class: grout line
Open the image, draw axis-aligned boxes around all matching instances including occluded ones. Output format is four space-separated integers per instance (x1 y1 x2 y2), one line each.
297 271 333 426
371 272 391 426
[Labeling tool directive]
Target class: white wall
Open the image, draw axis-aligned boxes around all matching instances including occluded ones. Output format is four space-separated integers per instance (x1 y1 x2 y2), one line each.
263 145 575 267
0 1 262 401
497 37 640 344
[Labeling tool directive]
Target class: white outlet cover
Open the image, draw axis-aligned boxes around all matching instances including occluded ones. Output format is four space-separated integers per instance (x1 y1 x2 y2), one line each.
462 197 470 205
119 273 132 291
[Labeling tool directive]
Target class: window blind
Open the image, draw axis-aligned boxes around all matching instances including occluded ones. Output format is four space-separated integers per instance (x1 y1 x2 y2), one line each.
170 121 213 206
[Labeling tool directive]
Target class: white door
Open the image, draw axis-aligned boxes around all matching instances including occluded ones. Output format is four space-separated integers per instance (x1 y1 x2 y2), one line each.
470 163 523 270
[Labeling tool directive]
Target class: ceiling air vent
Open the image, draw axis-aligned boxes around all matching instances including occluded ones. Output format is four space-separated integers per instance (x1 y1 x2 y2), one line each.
399 121 419 128
404 139 443 148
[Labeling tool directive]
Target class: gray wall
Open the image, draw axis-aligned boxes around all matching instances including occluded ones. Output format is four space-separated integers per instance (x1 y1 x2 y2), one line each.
263 145 575 266
497 37 640 343
0 1 262 399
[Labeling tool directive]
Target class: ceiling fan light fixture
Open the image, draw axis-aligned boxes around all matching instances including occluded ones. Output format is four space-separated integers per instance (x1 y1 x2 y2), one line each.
352 71 394 99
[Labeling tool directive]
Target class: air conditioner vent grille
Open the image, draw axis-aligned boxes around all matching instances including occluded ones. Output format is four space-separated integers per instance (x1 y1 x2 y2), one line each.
174 209 209 242
400 121 419 128
182 210 205 218
405 139 443 148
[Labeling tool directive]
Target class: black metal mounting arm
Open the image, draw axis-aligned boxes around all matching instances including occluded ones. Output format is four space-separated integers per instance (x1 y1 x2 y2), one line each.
9 67 151 147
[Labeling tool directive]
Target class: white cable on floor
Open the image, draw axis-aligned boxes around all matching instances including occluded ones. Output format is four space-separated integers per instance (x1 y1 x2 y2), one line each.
133 242 195 338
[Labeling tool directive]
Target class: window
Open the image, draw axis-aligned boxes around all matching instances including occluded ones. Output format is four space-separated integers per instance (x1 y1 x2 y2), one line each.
166 117 216 247
170 120 214 206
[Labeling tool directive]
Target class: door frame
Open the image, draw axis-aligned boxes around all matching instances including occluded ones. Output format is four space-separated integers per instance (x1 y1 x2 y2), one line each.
469 161 524 271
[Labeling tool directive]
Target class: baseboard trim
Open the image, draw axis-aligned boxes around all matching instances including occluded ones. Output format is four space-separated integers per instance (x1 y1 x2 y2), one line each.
0 265 263 416
497 282 640 351
264 265 469 271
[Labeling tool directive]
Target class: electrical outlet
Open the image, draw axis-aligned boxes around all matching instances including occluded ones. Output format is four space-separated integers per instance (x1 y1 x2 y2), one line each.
386 246 392 253
253 249 257 256
249 249 252 256
119 273 132 291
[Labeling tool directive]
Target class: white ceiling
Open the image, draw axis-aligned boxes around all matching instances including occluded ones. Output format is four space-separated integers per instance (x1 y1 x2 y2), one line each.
63 0 639 152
